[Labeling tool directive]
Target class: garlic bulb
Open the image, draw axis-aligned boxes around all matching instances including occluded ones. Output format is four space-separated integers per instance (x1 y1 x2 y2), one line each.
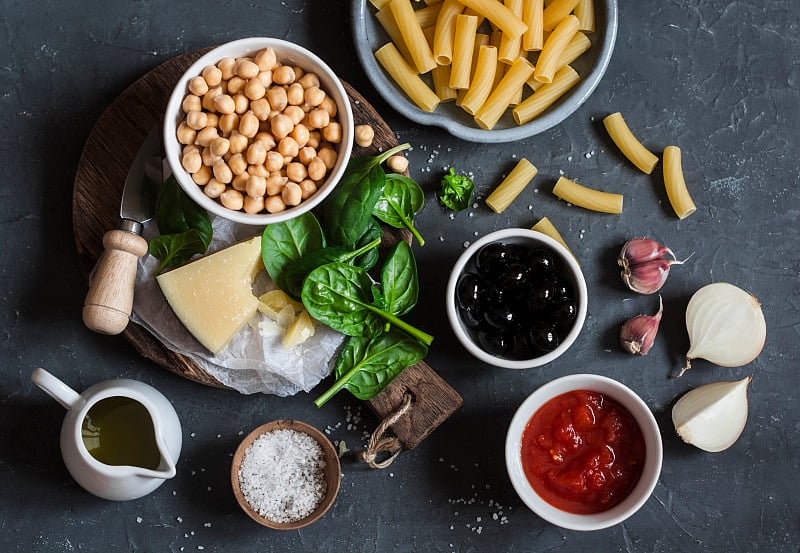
672 376 752 452
680 282 766 377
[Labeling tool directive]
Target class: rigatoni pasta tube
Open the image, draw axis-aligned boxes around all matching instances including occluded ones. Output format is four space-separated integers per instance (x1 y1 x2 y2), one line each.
603 112 659 174
457 33 490 105
525 32 589 90
375 7 415 67
486 158 538 213
433 0 465 65
415 2 443 28
460 45 499 115
450 14 480 89
552 176 623 214
498 0 524 63
375 43 441 112
663 146 697 219
459 0 529 39
475 56 535 129
390 0 437 74
522 0 544 51
531 216 575 259
574 0 595 32
432 65 458 102
542 0 580 31
513 64 580 124
534 14 579 84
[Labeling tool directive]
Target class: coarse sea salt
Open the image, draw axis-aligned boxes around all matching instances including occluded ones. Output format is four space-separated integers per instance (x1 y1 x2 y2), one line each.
238 429 326 523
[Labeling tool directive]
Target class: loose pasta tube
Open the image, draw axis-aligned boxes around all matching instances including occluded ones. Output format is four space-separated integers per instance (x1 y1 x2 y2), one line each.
522 0 544 51
498 0 524 63
542 0 580 31
375 7 415 67
432 65 458 102
513 64 580 124
415 2 443 28
525 31 589 91
459 0 529 39
433 0 465 65
460 45 499 115
574 0 595 32
456 33 490 105
603 112 659 174
450 14 479 89
475 56 535 130
486 158 538 213
390 0 437 74
531 216 575 259
663 146 697 219
552 176 623 214
534 14 579 84
375 43 441 112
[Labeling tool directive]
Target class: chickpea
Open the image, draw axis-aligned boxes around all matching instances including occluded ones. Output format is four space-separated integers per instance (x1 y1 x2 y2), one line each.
354 124 374 148
319 96 338 117
272 64 295 85
229 131 248 154
266 86 288 112
265 195 286 213
232 172 250 191
233 93 250 115
227 76 245 95
202 65 223 87
189 164 211 186
217 57 236 80
182 149 202 173
303 86 326 107
289 124 309 149
205 113 219 128
245 78 266 101
286 162 307 183
243 195 265 214
246 141 267 166
307 157 327 181
281 182 302 206
248 163 269 178
265 151 284 172
213 94 235 115
255 131 276 150
210 137 230 158
284 105 305 126
201 146 219 168
196 126 219 147
182 94 202 113
298 72 320 89
188 76 209 96
293 66 304 81
239 111 259 138
202 86 223 111
184 111 207 131
257 70 273 88
213 159 233 184
386 154 409 173
240 174 265 199
219 113 239 136
307 131 321 149
318 146 337 169
176 122 197 145
255 48 277 71
298 146 317 165
235 59 260 80
299 179 317 199
228 153 248 175
183 144 200 156
278 136 300 158
265 174 287 196
269 113 293 140
323 122 342 144
220 188 245 211
250 98 270 121
287 83 304 105
307 108 330 129
204 179 226 199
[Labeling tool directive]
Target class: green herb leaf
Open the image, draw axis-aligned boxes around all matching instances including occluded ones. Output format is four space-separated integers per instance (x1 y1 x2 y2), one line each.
437 167 475 212
149 229 207 275
373 173 426 245
261 212 325 293
352 217 383 270
381 241 418 317
314 330 428 406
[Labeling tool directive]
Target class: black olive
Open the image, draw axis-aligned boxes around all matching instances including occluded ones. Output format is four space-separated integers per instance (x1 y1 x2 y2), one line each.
528 248 555 275
478 331 513 356
456 273 485 312
458 306 482 329
551 277 573 299
524 276 555 314
495 262 531 302
549 296 578 327
483 303 523 330
475 242 511 276
528 325 560 353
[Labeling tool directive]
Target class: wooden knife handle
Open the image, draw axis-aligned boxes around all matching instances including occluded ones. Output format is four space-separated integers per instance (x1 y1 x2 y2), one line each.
83 229 149 335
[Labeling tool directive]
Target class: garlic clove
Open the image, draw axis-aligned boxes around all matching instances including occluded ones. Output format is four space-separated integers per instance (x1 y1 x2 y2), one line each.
621 258 683 295
620 295 663 355
671 376 751 452
618 238 675 269
681 282 766 376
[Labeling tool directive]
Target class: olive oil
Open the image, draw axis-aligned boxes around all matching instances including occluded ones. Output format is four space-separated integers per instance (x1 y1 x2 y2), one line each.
81 396 161 470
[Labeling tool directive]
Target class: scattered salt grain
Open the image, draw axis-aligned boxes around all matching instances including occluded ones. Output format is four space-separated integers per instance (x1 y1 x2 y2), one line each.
238 429 326 523
462 242 470 248
176 516 183 523
136 517 142 524
203 523 212 528
190 432 196 438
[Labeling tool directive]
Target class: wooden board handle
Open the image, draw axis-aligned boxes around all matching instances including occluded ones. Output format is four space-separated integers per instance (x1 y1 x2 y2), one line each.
83 229 149 335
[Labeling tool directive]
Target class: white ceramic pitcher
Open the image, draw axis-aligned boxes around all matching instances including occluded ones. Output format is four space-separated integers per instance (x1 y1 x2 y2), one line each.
31 368 182 501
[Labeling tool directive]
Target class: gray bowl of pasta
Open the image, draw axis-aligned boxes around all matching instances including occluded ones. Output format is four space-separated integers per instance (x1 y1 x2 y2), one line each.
352 0 617 143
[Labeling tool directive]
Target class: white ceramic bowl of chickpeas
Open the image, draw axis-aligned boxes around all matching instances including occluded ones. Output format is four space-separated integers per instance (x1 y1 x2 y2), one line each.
164 37 355 225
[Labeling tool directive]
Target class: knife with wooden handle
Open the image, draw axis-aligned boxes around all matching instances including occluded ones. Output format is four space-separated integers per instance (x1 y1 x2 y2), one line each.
83 128 160 335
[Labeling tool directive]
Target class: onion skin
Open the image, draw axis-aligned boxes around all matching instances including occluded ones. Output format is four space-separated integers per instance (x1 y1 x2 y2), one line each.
679 283 766 377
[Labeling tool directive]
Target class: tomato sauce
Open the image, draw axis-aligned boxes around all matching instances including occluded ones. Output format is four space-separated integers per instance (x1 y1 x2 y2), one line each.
521 390 646 514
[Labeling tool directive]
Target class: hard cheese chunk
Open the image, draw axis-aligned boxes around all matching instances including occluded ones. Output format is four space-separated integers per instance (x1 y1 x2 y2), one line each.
156 236 263 354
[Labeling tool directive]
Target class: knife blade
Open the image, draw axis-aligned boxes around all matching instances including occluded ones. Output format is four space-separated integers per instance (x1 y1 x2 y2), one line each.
83 128 161 335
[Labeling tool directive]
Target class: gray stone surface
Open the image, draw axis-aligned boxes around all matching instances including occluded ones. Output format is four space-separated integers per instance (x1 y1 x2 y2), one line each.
1 1 798 551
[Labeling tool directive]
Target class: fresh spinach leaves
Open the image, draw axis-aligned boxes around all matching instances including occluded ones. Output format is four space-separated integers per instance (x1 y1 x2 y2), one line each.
380 241 418 317
261 212 325 293
373 173 425 245
438 167 475 212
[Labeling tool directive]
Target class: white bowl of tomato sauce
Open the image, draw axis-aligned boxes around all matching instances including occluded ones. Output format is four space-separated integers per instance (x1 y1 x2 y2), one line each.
505 374 662 531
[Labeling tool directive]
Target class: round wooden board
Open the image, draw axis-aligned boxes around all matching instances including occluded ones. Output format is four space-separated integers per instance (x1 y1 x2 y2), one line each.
73 49 404 389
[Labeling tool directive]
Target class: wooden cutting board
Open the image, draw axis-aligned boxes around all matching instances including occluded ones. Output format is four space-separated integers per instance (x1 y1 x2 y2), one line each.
72 49 462 450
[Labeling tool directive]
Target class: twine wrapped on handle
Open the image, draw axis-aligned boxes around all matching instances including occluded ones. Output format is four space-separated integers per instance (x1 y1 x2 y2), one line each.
357 393 413 469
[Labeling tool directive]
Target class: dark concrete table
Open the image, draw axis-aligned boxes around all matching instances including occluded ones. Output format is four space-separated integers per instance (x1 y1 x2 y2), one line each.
2 1 798 551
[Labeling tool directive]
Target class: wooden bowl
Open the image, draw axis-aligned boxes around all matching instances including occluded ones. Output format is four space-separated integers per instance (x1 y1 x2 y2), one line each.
231 420 341 529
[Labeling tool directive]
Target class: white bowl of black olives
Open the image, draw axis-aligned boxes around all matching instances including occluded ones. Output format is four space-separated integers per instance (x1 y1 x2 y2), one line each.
446 229 588 369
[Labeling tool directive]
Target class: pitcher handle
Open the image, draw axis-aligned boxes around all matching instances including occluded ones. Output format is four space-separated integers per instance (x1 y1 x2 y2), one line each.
31 368 82 410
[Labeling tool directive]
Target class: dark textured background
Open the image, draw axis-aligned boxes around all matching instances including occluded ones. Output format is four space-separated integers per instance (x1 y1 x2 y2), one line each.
1 1 798 551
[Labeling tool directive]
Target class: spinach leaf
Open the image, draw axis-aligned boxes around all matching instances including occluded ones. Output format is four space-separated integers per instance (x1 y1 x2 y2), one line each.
149 229 207 275
437 167 475 212
261 212 325 292
302 262 433 346
373 173 426 245
381 241 418 317
314 330 428 406
352 217 382 270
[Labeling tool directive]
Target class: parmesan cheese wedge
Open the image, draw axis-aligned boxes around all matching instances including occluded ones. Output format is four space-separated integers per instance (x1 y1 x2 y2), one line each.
156 236 263 354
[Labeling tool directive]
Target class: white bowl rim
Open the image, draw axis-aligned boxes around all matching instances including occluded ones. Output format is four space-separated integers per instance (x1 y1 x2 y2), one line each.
446 228 588 369
351 0 619 143
505 374 663 531
163 37 355 225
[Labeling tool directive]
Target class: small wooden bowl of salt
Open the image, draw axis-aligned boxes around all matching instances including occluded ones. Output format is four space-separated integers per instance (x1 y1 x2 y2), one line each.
231 419 341 529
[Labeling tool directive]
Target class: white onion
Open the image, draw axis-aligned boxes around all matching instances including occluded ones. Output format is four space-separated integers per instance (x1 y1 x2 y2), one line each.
672 376 751 452
680 282 766 376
